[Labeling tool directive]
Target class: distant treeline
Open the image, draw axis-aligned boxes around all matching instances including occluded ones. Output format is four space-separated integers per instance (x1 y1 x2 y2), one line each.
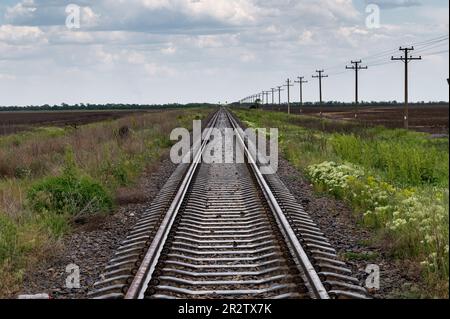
1 101 448 111
0 103 216 112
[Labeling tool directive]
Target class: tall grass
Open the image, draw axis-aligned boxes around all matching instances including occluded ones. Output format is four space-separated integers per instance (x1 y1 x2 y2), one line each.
330 131 448 187
234 108 449 298
0 108 212 296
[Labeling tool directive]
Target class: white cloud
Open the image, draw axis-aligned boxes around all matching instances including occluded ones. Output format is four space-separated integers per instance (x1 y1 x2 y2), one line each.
5 0 37 22
144 62 176 77
161 45 177 55
367 0 422 10
240 52 256 62
0 0 448 105
0 24 46 44
298 30 314 45
0 73 17 80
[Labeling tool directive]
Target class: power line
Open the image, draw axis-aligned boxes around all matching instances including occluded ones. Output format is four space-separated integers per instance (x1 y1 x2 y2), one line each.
412 34 449 46
425 49 449 56
368 60 396 67
414 42 449 55
237 33 448 107
320 34 448 75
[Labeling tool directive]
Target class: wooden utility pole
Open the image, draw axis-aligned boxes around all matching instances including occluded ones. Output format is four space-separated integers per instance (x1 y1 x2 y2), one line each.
277 86 284 106
312 70 328 117
392 47 422 129
346 60 368 118
284 79 294 114
263 91 271 105
294 76 308 113
271 88 275 109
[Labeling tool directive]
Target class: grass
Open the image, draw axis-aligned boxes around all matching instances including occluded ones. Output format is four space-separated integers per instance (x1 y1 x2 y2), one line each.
233 108 449 298
0 108 212 297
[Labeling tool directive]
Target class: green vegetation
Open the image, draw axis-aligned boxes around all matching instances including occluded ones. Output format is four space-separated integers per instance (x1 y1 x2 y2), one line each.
0 108 212 296
27 153 113 217
234 108 449 298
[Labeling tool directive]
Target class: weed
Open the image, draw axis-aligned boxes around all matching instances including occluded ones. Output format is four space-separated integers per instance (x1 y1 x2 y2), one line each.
234 108 449 298
0 108 213 295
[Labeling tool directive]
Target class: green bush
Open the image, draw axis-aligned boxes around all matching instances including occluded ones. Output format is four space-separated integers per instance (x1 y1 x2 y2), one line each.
27 173 113 217
307 161 449 283
36 211 70 238
101 161 130 187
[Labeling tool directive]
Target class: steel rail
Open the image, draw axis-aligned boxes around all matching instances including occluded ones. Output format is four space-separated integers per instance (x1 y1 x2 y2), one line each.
125 108 329 299
124 110 221 299
225 109 330 299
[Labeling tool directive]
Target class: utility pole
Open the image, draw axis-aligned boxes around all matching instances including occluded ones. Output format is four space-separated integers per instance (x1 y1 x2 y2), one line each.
271 88 275 109
294 76 308 113
392 47 422 129
346 60 368 118
263 91 271 106
312 70 328 117
277 86 284 106
284 79 294 114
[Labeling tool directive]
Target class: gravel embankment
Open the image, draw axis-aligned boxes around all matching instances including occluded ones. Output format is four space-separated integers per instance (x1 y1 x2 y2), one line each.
18 155 423 299
19 157 177 299
277 157 424 299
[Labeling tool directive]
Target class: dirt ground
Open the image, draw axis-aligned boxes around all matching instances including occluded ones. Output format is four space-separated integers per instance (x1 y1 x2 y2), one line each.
18 156 178 299
0 110 151 135
261 104 449 135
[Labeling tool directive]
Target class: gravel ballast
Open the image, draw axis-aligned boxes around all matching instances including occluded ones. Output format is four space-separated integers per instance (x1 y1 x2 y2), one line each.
18 157 177 299
18 155 423 299
276 157 424 299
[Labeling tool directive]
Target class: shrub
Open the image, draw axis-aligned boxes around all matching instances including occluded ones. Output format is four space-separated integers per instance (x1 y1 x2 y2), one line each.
101 161 130 187
27 148 113 217
307 161 449 284
307 161 363 197
330 133 448 187
27 173 112 217
37 211 70 238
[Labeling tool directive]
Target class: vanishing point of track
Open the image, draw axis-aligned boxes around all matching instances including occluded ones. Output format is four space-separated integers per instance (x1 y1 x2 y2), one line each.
89 108 369 300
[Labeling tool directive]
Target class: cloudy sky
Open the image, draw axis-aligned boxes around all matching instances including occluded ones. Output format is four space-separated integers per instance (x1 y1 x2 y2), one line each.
0 0 448 106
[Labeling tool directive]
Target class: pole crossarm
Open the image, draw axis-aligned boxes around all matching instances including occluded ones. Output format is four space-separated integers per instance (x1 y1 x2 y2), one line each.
294 76 308 112
277 86 284 106
391 47 422 129
312 70 328 117
283 79 294 114
346 60 368 113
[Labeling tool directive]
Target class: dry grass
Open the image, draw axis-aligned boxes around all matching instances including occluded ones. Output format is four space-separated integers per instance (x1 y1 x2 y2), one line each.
234 108 449 299
0 108 213 297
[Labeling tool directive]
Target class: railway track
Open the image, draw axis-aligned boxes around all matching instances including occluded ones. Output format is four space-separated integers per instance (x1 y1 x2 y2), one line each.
89 108 369 300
